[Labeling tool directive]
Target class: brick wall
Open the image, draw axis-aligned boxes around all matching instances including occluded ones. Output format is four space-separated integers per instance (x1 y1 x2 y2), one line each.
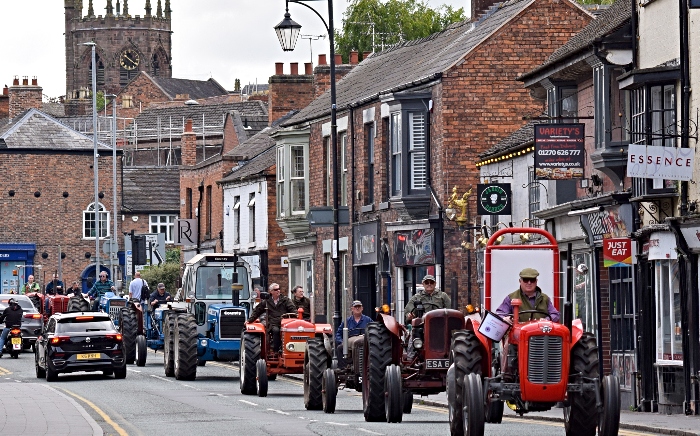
9 77 43 119
0 86 8 119
0 152 122 286
108 73 169 120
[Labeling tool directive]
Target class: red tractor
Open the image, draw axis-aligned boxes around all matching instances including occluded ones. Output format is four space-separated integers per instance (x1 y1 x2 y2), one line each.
447 227 620 436
240 307 333 397
26 292 74 321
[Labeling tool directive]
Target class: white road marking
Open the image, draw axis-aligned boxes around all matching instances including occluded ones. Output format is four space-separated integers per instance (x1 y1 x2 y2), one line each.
150 374 174 383
239 400 258 406
267 408 290 415
325 422 349 426
128 369 141 373
182 384 198 390
357 429 384 435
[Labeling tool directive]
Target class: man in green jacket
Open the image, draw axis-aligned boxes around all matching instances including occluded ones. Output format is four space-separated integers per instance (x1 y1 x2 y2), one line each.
496 268 560 323
404 274 451 323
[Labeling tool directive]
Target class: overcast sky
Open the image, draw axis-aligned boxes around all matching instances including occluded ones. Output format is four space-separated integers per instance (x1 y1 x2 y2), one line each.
0 0 470 99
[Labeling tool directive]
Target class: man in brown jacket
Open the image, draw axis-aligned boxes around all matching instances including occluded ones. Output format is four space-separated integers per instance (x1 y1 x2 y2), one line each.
247 283 296 352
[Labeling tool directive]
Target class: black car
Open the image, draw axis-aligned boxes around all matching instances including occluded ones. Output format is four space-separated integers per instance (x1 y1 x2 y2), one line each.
34 312 126 381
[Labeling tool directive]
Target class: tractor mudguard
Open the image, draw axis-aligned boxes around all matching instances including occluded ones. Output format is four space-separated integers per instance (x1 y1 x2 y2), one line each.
245 322 267 335
314 324 334 336
465 317 492 376
377 313 404 338
570 319 584 346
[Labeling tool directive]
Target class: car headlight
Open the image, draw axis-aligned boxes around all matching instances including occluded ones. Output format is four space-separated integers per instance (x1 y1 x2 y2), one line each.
413 338 423 349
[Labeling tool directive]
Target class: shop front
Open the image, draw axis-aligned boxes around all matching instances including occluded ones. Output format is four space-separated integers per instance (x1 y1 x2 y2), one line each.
0 243 37 294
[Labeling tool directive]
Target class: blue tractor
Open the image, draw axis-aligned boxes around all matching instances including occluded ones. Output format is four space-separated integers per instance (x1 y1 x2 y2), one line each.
120 253 253 380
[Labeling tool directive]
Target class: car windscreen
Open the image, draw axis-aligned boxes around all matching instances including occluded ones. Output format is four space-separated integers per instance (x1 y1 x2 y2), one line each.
0 298 36 311
57 319 114 333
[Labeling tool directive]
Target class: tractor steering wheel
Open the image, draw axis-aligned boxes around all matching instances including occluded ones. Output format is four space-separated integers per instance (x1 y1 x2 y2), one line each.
518 309 552 321
281 313 298 319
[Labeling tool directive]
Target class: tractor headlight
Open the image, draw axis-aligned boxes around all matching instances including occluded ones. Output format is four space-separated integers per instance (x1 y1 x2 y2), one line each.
413 338 423 349
200 339 207 347
286 343 295 351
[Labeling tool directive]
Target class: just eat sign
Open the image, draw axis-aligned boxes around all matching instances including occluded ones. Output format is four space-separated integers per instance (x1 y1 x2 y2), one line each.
604 238 632 267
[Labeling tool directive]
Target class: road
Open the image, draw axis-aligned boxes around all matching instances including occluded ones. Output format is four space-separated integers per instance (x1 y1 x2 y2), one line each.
0 351 655 436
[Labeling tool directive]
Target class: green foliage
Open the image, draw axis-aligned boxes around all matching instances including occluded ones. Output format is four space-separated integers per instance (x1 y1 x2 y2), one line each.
139 262 181 294
166 247 181 264
335 0 466 61
96 91 106 112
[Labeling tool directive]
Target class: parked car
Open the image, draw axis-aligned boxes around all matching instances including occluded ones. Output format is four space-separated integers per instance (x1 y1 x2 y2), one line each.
0 294 42 350
34 312 126 381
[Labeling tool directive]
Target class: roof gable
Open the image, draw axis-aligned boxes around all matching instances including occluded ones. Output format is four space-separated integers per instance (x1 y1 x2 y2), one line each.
152 76 229 100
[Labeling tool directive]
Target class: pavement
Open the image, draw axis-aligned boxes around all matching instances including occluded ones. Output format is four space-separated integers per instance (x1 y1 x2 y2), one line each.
0 382 102 436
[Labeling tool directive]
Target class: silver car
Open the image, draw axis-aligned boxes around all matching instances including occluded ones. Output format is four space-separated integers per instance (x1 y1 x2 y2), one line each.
0 294 43 350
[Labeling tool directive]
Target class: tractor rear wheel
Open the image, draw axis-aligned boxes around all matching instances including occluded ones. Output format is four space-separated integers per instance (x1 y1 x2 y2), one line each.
68 295 89 313
256 358 268 397
135 334 147 367
385 364 403 423
163 311 176 377
304 338 327 410
363 322 392 422
322 368 337 413
450 330 484 436
240 332 261 395
599 375 621 436
463 373 485 436
565 333 599 436
173 313 198 381
121 307 137 364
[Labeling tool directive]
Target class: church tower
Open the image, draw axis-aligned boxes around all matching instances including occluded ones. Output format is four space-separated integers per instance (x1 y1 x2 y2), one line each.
64 0 173 99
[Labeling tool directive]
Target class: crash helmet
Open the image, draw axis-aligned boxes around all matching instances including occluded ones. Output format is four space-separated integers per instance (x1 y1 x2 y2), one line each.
7 298 17 305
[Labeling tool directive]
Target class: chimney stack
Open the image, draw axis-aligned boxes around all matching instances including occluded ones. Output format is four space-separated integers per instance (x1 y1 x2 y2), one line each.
363 51 372 60
471 0 502 21
181 119 197 166
8 74 43 119
268 61 314 125
0 85 9 119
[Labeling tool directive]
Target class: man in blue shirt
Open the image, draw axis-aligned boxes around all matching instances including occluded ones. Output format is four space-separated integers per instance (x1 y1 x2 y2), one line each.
335 300 372 368
88 272 116 311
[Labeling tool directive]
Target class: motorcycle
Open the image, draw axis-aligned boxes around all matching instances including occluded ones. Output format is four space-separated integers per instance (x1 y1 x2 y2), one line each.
4 325 23 358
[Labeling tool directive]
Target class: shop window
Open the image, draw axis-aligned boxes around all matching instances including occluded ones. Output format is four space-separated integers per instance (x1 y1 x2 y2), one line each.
572 252 597 333
655 259 682 362
610 265 636 390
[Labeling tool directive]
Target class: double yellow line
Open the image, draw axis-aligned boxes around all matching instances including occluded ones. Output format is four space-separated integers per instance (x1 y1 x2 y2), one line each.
60 389 129 436
0 366 12 375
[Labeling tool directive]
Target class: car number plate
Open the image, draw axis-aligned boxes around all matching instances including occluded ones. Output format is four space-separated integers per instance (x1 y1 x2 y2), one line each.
77 353 101 360
426 359 449 369
11 338 21 345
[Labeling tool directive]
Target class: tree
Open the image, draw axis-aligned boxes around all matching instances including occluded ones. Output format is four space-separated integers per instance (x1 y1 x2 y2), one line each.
335 0 465 61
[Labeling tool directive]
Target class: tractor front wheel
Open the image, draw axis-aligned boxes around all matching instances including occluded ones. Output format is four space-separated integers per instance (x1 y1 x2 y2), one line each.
240 332 261 395
121 307 137 364
322 368 337 413
135 334 147 367
463 373 485 436
163 311 176 377
67 295 90 313
363 322 392 422
256 358 268 397
450 330 484 436
599 374 621 436
173 313 198 381
564 333 599 436
385 364 403 423
403 391 413 414
304 338 327 410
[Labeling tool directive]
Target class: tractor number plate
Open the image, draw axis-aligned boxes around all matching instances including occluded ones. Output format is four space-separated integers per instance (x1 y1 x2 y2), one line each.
11 338 21 345
426 359 450 369
77 353 101 360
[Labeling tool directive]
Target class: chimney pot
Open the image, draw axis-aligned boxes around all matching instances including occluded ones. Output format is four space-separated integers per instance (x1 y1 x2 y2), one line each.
13 76 19 86
275 62 284 75
185 119 193 132
290 62 299 75
304 62 313 75
334 54 343 66
362 51 372 60
2 86 8 96
318 54 327 66
22 76 29 86
350 51 359 65
31 77 38 86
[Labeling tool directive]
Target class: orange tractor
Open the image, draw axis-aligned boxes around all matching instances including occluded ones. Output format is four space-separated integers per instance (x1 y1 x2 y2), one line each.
240 307 333 397
447 227 620 436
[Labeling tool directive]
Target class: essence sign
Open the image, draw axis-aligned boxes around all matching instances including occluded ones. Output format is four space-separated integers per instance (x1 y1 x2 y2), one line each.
627 144 694 181
603 238 632 267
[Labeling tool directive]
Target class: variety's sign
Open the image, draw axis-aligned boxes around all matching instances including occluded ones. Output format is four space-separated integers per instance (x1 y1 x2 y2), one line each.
626 144 694 181
603 238 632 267
534 123 585 179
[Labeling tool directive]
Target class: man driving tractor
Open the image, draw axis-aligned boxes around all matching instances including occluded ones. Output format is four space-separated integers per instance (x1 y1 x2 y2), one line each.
496 267 560 323
247 283 296 353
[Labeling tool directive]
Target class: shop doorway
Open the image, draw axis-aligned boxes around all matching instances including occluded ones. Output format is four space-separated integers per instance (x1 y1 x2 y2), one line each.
356 266 376 318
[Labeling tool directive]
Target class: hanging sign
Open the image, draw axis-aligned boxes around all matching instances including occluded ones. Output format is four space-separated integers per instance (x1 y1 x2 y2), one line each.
647 232 678 260
534 123 585 179
477 183 512 215
603 238 632 267
626 143 694 181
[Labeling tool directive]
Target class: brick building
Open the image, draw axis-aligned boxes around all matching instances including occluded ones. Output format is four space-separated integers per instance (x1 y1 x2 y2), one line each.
273 0 593 320
64 0 172 98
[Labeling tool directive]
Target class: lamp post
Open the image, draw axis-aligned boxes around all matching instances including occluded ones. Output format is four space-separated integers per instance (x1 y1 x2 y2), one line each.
84 41 100 277
106 94 118 285
275 0 341 358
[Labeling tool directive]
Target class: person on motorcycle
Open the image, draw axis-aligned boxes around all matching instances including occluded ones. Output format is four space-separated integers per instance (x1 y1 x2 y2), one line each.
404 274 451 323
247 283 296 353
496 268 560 323
335 300 372 368
88 272 116 311
21 275 41 294
0 298 24 358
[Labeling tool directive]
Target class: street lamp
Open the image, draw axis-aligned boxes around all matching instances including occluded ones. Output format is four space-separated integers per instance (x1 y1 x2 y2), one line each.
84 41 101 277
275 0 341 359
106 94 118 284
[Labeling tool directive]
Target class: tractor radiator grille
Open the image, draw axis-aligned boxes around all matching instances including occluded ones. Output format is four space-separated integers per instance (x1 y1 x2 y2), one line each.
527 336 563 384
220 312 246 339
427 316 464 352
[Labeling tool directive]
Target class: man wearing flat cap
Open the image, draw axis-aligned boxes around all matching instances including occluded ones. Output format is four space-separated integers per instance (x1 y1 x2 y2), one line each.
496 268 559 323
404 274 451 323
